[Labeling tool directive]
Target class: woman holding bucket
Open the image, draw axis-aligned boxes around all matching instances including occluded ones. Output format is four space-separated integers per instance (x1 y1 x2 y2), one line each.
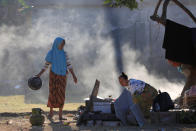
36 37 77 120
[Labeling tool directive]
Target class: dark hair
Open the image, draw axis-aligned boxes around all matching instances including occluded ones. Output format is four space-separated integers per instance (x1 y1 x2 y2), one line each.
119 72 128 80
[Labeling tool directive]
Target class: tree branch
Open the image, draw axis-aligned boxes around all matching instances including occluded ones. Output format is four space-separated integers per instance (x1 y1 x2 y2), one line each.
150 0 168 26
150 15 166 26
153 0 163 16
161 0 170 21
150 0 196 26
172 0 196 24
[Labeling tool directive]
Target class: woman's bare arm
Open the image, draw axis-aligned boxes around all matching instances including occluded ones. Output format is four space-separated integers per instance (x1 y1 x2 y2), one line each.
36 69 45 77
69 68 77 84
65 52 77 83
36 62 50 77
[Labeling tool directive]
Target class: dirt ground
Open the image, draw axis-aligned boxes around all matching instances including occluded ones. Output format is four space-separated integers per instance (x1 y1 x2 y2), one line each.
0 95 83 113
0 112 196 131
1 96 196 131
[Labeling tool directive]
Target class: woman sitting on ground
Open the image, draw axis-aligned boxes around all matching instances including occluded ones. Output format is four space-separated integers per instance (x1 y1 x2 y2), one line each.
118 72 158 118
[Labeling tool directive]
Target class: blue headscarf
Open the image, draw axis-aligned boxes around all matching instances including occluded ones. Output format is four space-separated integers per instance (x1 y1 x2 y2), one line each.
45 37 67 76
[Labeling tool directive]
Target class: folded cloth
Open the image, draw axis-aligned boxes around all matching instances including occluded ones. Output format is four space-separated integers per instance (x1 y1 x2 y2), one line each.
163 19 196 65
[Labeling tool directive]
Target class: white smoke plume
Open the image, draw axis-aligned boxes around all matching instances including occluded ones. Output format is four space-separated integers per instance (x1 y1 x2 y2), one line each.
1 1 196 103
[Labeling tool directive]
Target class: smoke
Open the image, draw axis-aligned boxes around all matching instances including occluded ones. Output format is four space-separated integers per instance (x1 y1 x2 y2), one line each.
122 45 184 99
1 1 195 103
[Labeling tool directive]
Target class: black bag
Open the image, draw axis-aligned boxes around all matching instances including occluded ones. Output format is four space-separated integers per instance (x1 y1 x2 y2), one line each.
153 91 174 112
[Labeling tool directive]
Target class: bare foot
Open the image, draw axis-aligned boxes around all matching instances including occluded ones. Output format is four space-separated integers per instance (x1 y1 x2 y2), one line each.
48 112 54 121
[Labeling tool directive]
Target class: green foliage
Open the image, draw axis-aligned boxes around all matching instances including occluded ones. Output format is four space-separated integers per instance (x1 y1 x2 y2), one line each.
104 0 143 10
18 0 29 8
0 0 29 8
0 0 7 6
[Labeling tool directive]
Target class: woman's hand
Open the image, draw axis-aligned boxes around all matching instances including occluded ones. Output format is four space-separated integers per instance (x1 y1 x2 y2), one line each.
73 75 77 84
35 74 41 77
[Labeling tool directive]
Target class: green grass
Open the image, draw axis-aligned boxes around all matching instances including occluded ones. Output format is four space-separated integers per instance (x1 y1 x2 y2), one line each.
0 95 84 113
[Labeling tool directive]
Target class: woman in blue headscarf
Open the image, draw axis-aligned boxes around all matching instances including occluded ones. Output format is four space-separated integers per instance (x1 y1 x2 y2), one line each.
36 37 77 120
